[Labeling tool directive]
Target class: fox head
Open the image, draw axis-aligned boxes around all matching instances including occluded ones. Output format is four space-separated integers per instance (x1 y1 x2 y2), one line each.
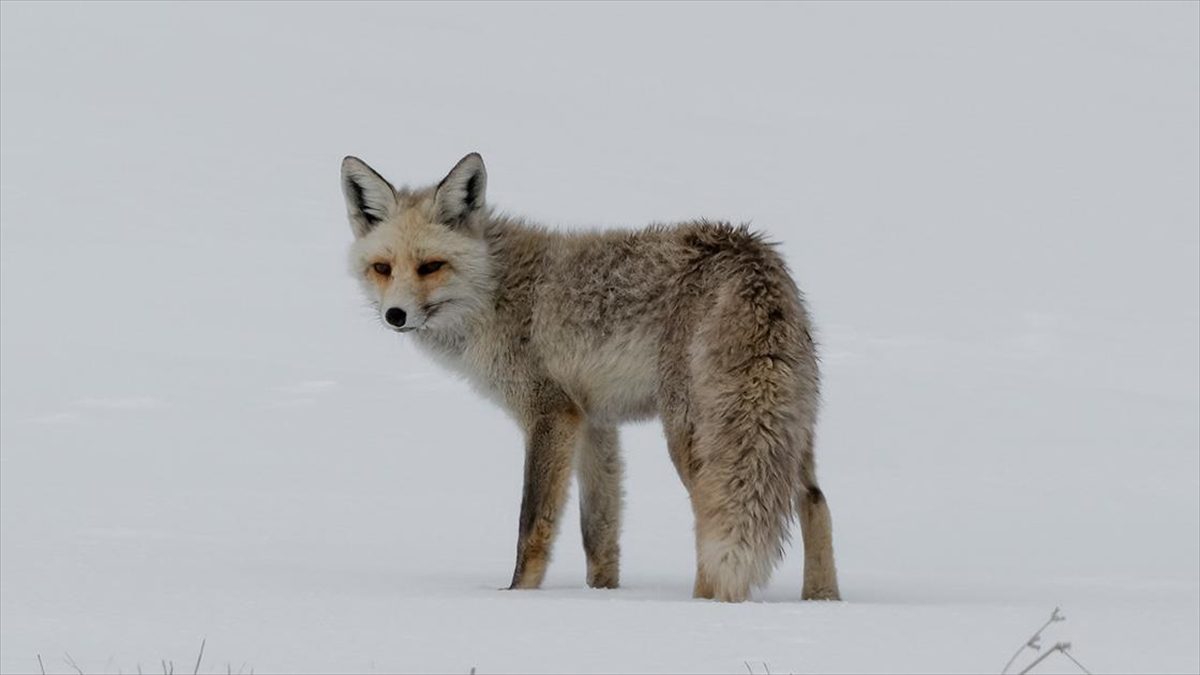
341 153 495 334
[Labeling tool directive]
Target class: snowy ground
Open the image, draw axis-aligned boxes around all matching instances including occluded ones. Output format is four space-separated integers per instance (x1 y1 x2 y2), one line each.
2 2 1197 673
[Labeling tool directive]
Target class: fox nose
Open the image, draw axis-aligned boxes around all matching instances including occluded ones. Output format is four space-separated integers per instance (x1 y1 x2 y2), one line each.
385 307 407 328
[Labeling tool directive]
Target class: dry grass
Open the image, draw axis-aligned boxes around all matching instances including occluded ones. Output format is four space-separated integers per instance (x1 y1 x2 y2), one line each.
1001 607 1092 675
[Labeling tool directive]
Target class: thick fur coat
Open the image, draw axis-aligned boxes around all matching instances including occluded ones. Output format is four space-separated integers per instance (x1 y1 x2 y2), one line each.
341 153 839 602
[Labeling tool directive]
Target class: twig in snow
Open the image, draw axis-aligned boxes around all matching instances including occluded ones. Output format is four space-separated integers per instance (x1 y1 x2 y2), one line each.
193 638 206 675
64 651 84 675
1019 642 1076 674
745 662 754 674
37 654 46 675
1060 648 1092 675
1001 607 1064 674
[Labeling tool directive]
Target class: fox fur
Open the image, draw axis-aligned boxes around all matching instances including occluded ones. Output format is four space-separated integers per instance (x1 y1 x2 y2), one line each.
340 153 840 602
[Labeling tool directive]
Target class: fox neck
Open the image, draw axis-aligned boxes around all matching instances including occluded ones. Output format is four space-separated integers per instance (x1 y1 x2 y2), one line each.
414 312 477 356
410 218 520 386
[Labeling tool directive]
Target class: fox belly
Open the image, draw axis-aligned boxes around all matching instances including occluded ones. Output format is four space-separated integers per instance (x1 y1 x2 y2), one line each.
543 332 661 422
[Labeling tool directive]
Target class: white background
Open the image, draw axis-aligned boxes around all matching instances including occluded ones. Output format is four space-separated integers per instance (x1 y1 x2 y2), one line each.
2 2 1197 673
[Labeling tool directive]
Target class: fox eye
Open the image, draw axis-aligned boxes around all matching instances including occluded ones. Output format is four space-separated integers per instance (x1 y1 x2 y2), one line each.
371 262 392 276
417 260 446 276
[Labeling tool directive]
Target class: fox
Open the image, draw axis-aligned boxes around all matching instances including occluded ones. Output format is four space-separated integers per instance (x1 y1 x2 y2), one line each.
339 152 840 602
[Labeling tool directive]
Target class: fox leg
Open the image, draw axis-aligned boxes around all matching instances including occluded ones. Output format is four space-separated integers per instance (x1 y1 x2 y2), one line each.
662 412 716 599
577 423 622 589
508 407 582 590
797 439 840 600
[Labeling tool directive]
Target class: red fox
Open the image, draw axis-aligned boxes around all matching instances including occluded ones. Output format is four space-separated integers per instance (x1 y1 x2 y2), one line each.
341 153 839 602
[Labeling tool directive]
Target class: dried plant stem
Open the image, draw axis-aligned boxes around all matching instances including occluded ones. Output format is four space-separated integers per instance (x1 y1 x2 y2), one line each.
1060 648 1092 675
193 638 206 675
1019 642 1071 675
1002 607 1064 674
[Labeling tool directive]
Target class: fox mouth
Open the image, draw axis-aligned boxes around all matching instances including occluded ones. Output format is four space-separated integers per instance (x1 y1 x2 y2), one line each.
376 300 458 334
423 299 456 321
381 301 456 334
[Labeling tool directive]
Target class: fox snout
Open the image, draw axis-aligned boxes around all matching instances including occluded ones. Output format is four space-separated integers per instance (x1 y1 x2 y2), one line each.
384 306 423 333
385 307 408 330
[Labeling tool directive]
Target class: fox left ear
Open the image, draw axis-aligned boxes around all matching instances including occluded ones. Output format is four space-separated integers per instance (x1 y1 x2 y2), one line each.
433 153 487 228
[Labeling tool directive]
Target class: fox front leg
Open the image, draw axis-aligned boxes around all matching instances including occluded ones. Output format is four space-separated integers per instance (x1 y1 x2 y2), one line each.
577 423 622 588
508 408 582 589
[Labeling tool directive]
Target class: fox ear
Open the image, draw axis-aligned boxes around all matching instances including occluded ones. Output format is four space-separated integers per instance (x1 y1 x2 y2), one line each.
433 153 487 228
341 156 397 238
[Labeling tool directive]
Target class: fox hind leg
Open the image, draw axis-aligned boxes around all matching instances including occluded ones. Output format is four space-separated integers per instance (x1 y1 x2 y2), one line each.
798 444 840 600
661 409 718 600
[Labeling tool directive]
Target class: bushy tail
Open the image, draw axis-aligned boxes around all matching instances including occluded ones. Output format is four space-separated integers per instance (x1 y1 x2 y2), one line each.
688 238 837 601
690 349 805 601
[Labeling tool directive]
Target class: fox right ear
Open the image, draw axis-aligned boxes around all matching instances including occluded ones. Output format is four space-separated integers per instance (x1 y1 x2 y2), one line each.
341 156 397 238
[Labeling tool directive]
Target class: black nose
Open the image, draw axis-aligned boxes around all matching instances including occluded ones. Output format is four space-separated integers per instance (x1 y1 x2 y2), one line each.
385 307 407 328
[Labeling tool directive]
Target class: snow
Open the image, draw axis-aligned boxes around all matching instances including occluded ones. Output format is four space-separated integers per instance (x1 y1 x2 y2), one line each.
1 2 1197 673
